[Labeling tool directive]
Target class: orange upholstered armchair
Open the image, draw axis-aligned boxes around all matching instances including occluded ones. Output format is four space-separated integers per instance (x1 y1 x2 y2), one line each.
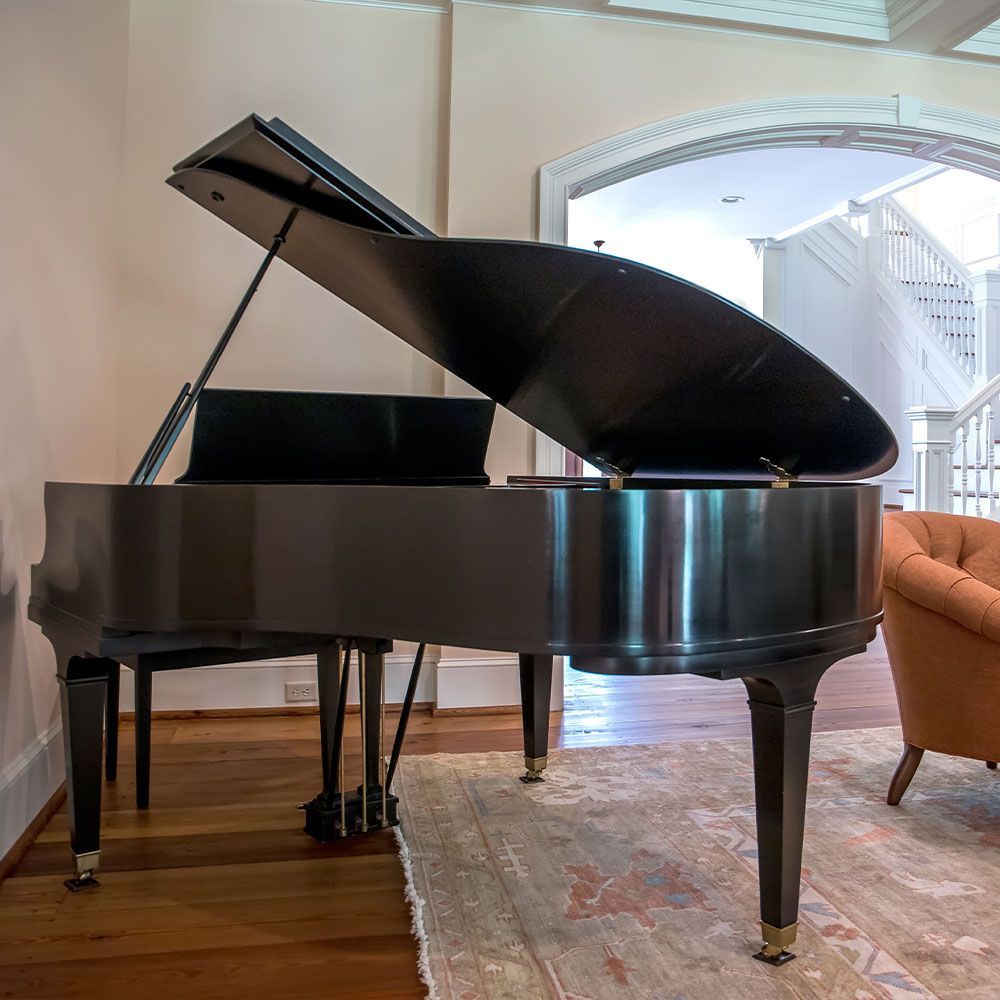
881 511 1000 804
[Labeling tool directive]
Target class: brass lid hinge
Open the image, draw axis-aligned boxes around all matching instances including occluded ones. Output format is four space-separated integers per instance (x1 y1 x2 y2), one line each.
759 456 797 488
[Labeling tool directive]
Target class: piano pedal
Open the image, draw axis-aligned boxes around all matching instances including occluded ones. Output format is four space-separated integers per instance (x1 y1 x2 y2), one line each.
302 787 399 842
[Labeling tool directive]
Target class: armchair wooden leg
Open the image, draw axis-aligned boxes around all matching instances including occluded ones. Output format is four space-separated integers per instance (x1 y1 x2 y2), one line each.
987 761 997 770
887 744 924 805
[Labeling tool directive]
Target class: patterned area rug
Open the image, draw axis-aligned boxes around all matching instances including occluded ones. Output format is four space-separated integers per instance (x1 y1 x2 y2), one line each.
395 727 1000 1000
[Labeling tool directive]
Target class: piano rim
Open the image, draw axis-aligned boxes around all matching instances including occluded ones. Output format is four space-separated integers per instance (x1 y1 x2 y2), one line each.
27 597 882 671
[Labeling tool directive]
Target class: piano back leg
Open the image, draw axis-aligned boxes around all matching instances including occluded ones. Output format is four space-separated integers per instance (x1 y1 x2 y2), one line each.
53 645 113 890
743 657 833 965
519 654 554 782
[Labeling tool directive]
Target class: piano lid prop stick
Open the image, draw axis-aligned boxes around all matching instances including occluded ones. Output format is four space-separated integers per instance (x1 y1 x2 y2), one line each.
129 383 190 486
130 208 300 485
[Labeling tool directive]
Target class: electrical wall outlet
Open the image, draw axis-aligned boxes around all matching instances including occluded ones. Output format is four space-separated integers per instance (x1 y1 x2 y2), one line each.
285 681 317 703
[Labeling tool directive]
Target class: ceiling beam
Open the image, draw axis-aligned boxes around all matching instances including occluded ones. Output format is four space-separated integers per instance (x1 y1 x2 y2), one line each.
887 0 1000 53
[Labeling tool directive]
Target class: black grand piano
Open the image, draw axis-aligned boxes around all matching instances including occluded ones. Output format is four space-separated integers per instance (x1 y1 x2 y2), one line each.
29 114 897 966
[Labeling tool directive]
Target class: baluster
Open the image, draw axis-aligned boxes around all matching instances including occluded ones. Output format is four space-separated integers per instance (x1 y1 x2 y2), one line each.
989 405 997 518
887 204 894 279
945 265 954 360
917 236 926 319
969 283 977 376
975 410 984 517
896 209 913 295
960 423 970 516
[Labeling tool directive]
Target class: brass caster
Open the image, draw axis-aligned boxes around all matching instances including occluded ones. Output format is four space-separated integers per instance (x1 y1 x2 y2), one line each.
65 851 100 892
520 754 547 783
753 943 795 966
753 921 797 965
64 871 99 892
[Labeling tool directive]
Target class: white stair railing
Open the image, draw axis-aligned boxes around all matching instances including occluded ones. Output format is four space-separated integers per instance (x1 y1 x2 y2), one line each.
881 197 977 379
908 370 1000 518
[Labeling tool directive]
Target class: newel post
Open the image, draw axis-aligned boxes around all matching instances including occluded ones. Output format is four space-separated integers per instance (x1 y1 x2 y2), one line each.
906 405 956 511
972 270 1000 381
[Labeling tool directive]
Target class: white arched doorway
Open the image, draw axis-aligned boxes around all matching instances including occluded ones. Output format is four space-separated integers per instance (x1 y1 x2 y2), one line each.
534 94 1000 476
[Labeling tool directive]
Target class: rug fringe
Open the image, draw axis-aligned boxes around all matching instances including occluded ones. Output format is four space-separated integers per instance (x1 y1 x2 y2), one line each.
395 823 441 1000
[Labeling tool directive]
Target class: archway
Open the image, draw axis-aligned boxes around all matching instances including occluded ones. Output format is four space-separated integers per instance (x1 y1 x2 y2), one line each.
534 94 1000 475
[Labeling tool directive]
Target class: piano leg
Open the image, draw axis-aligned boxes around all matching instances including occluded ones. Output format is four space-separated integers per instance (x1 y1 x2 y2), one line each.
518 653 553 782
104 661 120 782
55 649 114 891
743 657 831 965
134 666 152 809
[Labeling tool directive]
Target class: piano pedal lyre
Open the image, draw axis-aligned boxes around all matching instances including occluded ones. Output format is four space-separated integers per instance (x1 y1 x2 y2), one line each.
303 640 425 842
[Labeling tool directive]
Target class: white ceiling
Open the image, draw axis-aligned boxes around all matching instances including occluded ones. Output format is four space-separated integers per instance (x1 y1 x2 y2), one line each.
568 146 931 245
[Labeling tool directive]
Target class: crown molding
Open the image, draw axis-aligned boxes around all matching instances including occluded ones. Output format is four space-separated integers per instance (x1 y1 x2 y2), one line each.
605 0 889 42
955 21 1000 58
304 0 1000 63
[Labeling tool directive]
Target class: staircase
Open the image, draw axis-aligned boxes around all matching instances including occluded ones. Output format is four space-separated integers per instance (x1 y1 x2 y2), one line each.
884 196 1000 517
842 197 1000 517
879 198 978 380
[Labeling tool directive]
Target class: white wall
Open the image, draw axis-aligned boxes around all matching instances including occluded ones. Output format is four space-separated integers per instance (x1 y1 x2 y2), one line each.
764 218 869 387
116 0 451 488
896 169 1000 272
0 0 129 858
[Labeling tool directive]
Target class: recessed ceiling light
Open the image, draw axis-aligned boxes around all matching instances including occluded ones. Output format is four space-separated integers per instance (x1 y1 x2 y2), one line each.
720 195 745 204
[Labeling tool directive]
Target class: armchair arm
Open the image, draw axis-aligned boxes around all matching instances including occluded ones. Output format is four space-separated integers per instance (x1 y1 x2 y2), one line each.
891 550 1000 638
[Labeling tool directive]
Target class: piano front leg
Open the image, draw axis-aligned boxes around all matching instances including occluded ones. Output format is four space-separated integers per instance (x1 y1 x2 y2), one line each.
518 653 553 782
53 645 115 891
742 656 833 965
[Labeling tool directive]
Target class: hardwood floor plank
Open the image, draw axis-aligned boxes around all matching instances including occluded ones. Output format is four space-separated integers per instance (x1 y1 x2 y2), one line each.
0 648 900 999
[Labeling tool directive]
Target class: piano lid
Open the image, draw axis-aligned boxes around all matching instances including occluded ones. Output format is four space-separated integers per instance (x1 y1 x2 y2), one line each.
165 114 898 481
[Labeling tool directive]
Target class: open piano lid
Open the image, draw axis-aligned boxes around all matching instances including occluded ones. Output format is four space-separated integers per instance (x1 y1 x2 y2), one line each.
166 114 898 481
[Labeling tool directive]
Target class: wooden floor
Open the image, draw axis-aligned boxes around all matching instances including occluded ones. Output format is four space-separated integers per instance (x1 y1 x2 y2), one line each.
0 639 899 999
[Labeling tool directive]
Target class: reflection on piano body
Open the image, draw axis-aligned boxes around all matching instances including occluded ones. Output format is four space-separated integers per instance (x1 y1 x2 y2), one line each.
29 114 898 965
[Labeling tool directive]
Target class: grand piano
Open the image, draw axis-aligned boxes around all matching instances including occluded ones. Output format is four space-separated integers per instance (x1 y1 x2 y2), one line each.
29 114 897 966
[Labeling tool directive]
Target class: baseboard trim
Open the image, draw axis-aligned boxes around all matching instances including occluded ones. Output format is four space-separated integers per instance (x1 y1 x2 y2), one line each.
117 652 437 713
0 782 66 886
120 702 434 722
431 704 522 717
